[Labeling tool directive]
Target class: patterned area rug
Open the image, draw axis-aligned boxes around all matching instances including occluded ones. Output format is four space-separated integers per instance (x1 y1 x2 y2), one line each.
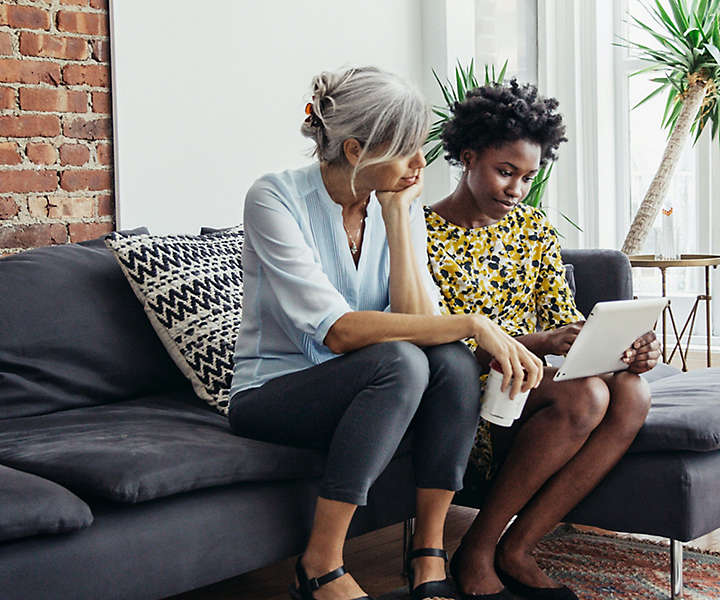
379 526 720 599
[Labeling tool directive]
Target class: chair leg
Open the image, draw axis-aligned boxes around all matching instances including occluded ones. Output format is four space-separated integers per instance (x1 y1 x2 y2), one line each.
402 517 415 578
670 538 683 599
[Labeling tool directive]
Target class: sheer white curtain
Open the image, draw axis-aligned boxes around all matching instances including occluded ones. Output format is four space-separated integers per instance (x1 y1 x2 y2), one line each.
475 0 538 84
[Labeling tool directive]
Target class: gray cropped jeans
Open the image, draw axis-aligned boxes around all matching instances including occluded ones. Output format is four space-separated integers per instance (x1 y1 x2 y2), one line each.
229 341 482 505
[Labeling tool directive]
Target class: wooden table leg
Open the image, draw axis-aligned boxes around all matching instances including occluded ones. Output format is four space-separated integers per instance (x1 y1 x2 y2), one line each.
662 267 668 363
706 266 712 368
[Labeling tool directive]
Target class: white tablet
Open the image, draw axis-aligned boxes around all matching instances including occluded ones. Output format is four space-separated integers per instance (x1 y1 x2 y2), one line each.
553 298 668 382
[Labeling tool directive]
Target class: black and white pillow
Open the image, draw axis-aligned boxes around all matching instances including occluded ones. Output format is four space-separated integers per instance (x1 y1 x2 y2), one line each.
105 228 244 415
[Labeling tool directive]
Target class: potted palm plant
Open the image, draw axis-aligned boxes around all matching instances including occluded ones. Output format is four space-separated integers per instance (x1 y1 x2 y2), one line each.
619 0 720 255
425 60 580 232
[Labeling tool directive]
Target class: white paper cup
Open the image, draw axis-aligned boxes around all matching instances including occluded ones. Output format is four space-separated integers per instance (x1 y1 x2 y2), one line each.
480 360 530 427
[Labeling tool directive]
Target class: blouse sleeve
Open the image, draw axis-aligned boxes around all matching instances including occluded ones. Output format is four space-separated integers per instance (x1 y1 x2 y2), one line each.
409 199 442 315
533 217 585 330
243 179 352 346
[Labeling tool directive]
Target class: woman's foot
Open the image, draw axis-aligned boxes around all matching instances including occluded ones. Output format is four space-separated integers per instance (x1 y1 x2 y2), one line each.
449 545 505 596
408 550 454 599
495 540 561 589
295 554 368 600
409 553 448 588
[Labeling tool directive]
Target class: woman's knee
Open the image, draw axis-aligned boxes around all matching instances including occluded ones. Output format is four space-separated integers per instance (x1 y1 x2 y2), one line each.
425 342 482 390
551 377 610 437
423 342 481 412
607 371 652 434
372 340 430 394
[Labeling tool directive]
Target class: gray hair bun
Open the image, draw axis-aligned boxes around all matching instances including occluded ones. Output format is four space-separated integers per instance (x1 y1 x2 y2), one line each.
300 66 429 171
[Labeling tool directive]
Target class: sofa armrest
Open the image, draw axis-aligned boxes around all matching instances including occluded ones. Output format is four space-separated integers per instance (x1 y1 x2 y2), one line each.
560 249 633 318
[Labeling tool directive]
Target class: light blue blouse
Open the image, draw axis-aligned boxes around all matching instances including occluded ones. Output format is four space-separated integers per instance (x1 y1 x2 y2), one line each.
230 162 439 396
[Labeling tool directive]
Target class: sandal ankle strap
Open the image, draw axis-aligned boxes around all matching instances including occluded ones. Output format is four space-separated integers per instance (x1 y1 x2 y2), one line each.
296 557 348 591
308 565 348 591
408 547 448 562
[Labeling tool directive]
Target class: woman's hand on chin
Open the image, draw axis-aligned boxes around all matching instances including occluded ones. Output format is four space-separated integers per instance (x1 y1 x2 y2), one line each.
376 170 424 214
472 315 544 399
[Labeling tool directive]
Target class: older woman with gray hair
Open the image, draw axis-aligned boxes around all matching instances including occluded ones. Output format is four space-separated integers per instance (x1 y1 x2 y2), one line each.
228 66 543 600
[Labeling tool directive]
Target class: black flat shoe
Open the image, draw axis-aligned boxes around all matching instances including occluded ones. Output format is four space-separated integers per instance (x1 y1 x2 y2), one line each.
406 547 456 600
289 555 373 600
448 548 514 600
494 562 578 600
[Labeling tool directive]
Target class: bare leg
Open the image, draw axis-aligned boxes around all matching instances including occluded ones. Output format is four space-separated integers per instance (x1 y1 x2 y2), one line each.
299 497 367 600
454 368 611 595
410 488 455 598
302 491 458 600
496 371 651 587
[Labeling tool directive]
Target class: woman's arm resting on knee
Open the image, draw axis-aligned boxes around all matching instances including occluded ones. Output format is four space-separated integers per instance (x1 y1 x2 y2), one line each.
325 311 543 396
325 311 476 353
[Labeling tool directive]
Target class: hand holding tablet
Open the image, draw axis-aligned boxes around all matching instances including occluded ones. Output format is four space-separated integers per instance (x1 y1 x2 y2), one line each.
621 330 662 373
553 298 668 382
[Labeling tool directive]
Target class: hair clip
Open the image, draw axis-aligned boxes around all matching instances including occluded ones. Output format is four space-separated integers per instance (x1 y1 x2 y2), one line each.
305 102 323 128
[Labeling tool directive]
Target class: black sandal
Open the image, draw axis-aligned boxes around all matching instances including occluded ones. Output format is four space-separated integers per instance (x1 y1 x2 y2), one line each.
289 555 373 600
495 562 579 600
448 546 514 600
406 547 457 600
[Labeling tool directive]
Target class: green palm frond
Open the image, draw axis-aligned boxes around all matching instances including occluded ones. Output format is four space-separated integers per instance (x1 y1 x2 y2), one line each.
424 59 504 165
619 0 720 145
523 162 553 210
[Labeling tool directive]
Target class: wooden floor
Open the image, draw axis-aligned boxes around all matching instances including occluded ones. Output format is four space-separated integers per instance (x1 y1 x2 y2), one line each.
170 349 720 600
665 345 719 371
170 506 475 600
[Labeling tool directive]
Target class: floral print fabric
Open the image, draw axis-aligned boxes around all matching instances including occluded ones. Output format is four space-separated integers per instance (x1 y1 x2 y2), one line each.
425 203 584 478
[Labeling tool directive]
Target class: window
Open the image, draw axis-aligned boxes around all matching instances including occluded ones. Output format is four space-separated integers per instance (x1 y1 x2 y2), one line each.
536 0 719 342
616 0 718 342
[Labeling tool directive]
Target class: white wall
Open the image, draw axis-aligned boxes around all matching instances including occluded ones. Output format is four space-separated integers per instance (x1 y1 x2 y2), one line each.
111 0 425 234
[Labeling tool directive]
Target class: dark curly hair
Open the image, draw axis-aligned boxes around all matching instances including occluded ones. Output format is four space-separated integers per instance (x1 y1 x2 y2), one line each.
441 79 567 167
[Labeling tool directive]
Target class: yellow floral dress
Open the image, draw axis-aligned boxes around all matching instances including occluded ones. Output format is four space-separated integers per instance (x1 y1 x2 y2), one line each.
424 204 584 480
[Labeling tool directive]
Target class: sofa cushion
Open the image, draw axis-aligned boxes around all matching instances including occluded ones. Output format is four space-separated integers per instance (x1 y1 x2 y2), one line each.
0 391 324 503
199 226 231 235
0 464 93 542
76 226 150 248
641 361 681 384
629 367 720 453
564 263 576 297
561 249 633 317
0 239 188 420
105 229 244 415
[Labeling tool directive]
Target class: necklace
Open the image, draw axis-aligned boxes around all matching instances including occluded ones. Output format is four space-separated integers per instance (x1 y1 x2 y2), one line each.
342 200 368 256
343 222 362 255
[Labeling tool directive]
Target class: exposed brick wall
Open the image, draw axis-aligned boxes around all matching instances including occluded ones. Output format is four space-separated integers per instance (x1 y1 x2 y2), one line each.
0 0 113 257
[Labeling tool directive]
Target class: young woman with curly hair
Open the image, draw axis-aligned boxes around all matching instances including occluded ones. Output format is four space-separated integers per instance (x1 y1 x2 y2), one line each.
425 80 661 600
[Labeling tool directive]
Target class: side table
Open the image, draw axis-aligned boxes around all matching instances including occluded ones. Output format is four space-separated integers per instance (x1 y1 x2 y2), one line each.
628 254 720 370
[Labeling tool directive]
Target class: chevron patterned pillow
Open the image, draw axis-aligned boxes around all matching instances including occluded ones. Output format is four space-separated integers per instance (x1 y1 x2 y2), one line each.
105 228 244 415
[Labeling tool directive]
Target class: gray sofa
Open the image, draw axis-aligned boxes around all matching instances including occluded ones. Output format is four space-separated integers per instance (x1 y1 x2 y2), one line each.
0 233 418 600
0 238 718 600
